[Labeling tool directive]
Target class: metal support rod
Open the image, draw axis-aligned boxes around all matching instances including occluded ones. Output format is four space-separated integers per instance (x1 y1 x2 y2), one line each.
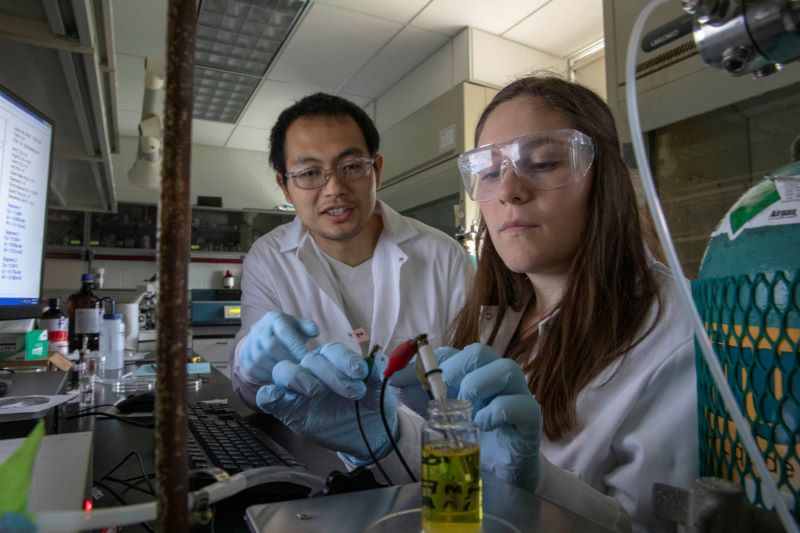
156 0 194 530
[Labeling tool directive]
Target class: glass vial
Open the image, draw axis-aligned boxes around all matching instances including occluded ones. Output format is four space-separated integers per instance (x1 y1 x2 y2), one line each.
421 399 482 533
79 337 97 407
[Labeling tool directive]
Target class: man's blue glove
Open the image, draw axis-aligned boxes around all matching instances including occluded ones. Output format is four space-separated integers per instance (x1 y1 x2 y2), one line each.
256 343 398 464
387 346 459 415
239 311 319 384
441 343 542 492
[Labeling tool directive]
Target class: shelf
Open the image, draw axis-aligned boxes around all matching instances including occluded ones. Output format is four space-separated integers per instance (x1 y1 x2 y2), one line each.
46 202 293 259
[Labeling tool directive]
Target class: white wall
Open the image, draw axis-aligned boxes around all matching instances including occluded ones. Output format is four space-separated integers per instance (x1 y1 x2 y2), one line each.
112 136 285 210
469 29 565 87
375 29 470 133
375 28 566 133
574 54 607 101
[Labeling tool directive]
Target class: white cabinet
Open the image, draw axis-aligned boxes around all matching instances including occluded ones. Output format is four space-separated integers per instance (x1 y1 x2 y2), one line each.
193 337 235 379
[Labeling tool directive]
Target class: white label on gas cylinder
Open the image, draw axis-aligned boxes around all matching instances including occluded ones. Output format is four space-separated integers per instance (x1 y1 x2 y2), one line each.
712 178 800 239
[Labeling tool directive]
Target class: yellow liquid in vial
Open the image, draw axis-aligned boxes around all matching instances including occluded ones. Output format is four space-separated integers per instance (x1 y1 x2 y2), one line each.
421 442 482 533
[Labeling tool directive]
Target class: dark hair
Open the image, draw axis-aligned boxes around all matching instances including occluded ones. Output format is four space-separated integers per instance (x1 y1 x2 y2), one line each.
451 74 662 440
268 92 380 176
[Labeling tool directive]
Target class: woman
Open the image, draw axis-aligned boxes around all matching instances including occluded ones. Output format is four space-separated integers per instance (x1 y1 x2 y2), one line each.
447 74 698 531
254 74 698 532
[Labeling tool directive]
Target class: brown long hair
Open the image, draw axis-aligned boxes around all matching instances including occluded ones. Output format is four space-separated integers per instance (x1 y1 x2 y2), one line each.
450 74 662 440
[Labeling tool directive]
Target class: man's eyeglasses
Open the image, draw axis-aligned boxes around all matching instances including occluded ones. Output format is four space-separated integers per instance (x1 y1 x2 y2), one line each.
284 157 375 190
457 129 595 202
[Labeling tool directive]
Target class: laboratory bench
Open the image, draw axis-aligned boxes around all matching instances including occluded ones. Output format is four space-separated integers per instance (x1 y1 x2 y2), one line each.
6 364 614 532
136 322 239 378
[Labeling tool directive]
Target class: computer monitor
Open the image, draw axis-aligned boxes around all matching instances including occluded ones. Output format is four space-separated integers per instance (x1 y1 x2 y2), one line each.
0 84 54 320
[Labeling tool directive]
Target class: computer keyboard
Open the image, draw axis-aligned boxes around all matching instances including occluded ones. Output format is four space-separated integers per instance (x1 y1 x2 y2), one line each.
187 402 305 474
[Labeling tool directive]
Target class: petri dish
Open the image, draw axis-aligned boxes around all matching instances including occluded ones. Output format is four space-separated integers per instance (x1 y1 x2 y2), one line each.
364 509 521 533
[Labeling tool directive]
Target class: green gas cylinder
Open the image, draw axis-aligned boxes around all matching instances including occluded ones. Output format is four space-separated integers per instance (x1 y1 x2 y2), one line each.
692 164 799 515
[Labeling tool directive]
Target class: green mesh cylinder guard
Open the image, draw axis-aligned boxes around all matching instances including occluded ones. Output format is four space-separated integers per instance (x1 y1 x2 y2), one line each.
693 174 799 515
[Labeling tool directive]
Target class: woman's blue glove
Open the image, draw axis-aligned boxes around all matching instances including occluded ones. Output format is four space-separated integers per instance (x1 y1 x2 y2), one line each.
387 346 459 415
441 343 542 492
239 311 319 384
256 343 398 464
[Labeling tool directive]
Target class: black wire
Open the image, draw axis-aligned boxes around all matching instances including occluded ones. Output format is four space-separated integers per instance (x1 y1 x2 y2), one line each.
380 380 417 482
105 475 154 496
131 449 156 496
354 400 392 485
65 411 154 428
99 451 141 482
74 403 116 414
121 472 157 485
94 452 156 532
92 480 157 532
98 451 155 496
93 480 126 505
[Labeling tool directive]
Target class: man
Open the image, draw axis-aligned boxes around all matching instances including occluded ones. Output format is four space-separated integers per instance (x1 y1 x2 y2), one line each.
231 92 472 414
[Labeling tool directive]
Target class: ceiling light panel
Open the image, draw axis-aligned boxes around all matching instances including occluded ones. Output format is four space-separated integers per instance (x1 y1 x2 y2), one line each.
193 67 260 123
193 0 307 121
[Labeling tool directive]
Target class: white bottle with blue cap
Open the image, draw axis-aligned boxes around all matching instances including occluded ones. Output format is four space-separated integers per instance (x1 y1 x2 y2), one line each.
100 297 125 380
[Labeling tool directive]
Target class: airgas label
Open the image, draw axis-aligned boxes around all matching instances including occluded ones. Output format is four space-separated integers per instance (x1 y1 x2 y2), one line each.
712 177 800 240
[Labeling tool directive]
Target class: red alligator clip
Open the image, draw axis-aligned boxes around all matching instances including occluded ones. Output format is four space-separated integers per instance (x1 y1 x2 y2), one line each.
383 339 419 379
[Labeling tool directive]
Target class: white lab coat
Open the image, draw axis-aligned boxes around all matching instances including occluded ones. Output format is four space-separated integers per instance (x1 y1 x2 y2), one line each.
387 261 698 533
231 201 473 409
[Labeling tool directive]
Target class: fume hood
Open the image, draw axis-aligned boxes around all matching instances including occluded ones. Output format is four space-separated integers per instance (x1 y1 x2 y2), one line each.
378 82 497 234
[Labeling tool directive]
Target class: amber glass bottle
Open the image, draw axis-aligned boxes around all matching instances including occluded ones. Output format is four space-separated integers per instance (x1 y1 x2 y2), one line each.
67 273 102 351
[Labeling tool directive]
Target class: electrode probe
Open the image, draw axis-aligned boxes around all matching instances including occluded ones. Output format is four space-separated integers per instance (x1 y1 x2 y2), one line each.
415 334 446 402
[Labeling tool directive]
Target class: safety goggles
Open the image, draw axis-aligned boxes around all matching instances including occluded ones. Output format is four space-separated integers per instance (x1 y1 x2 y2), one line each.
457 129 595 202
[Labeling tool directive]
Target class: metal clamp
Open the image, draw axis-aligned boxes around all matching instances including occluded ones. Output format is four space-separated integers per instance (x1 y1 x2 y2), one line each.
652 477 785 532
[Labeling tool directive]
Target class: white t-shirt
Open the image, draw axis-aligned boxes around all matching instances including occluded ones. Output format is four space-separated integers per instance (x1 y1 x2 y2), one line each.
322 253 374 354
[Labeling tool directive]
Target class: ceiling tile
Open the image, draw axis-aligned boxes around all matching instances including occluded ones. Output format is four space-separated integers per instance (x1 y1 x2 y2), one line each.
503 0 604 57
192 119 236 147
227 125 269 151
116 54 148 113
339 92 373 109
342 27 448 98
238 81 374 133
111 0 167 57
411 0 549 36
313 0 429 23
109 0 608 156
268 3 402 91
239 80 324 128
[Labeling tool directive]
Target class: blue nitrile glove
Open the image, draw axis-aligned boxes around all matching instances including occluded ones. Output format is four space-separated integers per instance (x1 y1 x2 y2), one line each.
388 346 459 415
256 343 399 464
441 343 542 492
239 311 319 384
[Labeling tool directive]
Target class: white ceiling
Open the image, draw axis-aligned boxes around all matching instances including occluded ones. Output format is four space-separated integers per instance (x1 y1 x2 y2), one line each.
112 0 604 151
